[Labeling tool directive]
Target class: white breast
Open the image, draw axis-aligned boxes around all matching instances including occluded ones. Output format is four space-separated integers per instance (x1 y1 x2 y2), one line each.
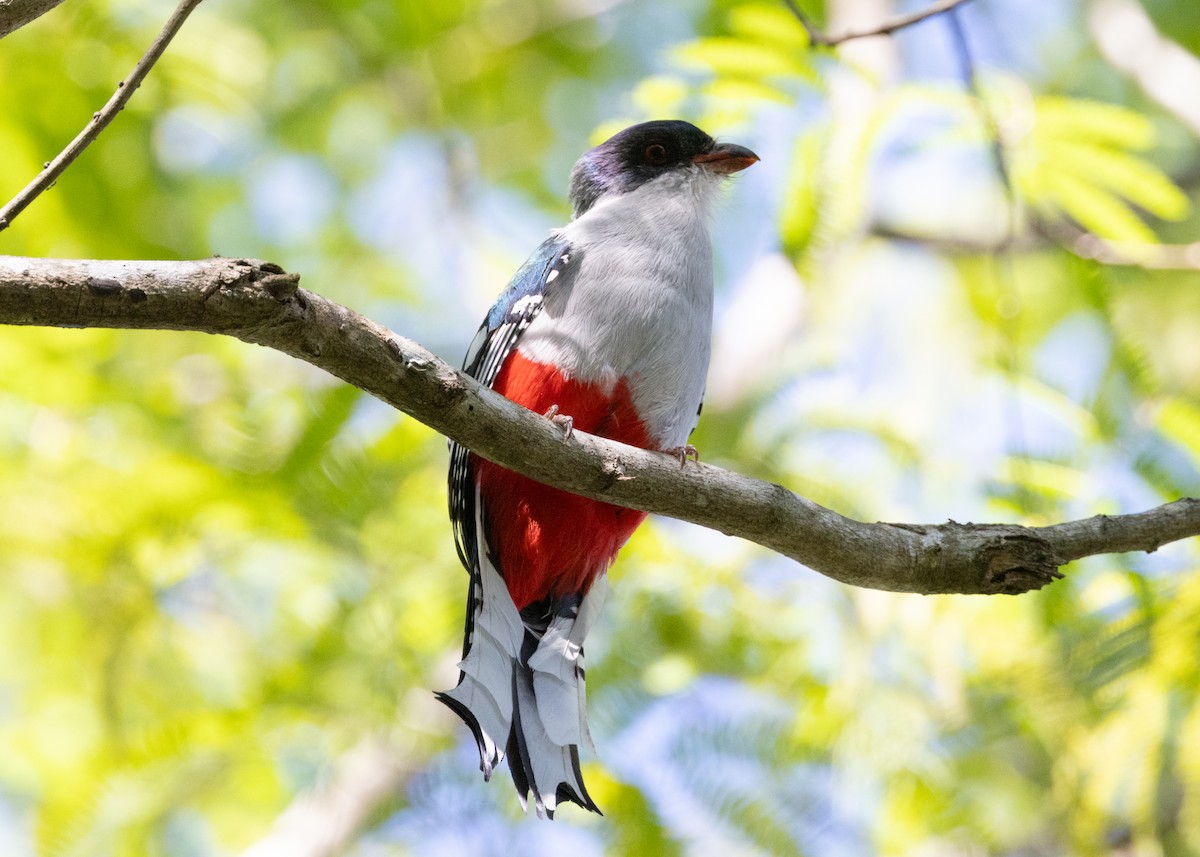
517 167 721 448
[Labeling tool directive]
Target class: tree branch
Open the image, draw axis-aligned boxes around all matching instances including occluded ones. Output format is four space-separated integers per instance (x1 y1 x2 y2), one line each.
1036 219 1200 271
871 221 1200 272
0 0 204 233
1089 0 1200 139
239 733 418 857
2 255 1198 595
783 0 975 47
0 0 69 39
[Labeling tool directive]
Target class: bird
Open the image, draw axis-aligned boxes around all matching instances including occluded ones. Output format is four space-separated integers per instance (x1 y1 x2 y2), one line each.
438 120 758 818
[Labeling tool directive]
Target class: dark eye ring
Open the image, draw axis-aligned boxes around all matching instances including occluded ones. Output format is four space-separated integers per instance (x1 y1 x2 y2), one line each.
644 143 668 165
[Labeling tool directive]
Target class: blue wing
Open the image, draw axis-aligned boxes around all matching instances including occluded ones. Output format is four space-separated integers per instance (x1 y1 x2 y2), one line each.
447 234 579 640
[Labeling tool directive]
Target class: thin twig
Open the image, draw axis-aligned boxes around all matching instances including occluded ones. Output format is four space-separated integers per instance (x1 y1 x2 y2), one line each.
0 0 204 233
946 8 1011 197
872 222 1200 272
944 5 1043 514
784 0 976 47
780 0 824 44
1037 219 1200 271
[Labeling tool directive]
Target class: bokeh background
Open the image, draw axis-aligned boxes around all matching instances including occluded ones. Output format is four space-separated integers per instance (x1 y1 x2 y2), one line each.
2 0 1200 853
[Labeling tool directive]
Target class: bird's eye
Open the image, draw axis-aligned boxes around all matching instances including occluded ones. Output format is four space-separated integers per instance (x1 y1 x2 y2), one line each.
644 143 668 166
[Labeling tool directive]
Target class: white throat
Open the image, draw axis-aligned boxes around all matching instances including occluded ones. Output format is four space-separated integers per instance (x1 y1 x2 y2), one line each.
516 166 724 447
577 165 724 229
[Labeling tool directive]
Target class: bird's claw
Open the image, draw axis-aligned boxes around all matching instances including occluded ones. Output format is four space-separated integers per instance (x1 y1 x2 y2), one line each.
663 444 699 467
543 405 574 440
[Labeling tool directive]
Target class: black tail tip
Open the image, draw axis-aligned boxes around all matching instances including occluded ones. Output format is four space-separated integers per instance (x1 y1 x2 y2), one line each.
433 690 497 779
557 784 603 816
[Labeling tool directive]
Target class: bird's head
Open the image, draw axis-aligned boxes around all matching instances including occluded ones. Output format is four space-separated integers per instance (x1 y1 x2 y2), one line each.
568 120 759 218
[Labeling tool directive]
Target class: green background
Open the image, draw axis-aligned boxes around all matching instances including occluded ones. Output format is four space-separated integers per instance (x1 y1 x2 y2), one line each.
2 0 1200 853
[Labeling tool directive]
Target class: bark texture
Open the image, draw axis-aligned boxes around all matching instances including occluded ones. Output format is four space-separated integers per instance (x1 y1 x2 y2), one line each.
0 0 68 39
2 254 1197 596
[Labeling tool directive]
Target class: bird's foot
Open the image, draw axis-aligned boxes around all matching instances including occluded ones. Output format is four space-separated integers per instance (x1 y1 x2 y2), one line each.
663 444 699 468
543 405 574 440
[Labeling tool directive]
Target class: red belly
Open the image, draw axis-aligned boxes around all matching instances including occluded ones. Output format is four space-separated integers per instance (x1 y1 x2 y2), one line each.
477 350 651 611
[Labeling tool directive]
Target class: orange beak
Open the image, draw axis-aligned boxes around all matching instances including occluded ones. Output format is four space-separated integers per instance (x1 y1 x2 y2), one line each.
692 143 760 174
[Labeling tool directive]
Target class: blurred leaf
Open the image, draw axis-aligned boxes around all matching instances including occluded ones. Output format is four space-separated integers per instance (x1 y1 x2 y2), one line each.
780 129 825 259
727 3 810 51
1012 94 1190 243
1156 397 1200 468
1037 169 1161 243
672 0 818 120
1034 96 1157 151
1138 0 1200 57
1047 141 1188 222
677 37 811 79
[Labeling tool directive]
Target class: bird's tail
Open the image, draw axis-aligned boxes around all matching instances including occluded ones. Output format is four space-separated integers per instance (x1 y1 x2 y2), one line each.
436 555 606 818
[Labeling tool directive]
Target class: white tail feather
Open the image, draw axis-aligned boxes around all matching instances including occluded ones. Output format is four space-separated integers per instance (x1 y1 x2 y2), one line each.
437 491 524 776
528 576 606 751
512 665 587 816
437 487 605 816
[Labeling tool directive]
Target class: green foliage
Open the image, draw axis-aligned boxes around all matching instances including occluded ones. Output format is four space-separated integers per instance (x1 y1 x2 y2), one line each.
1 0 1200 855
645 2 817 127
0 324 459 854
1139 0 1200 57
1012 96 1190 244
676 4 814 83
